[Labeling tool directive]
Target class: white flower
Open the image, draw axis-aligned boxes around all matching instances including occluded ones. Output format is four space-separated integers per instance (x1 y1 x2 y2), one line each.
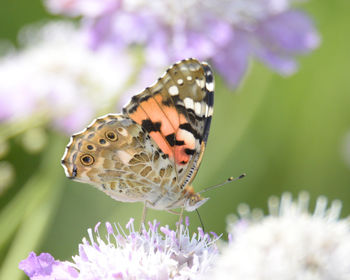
0 21 132 133
207 192 350 280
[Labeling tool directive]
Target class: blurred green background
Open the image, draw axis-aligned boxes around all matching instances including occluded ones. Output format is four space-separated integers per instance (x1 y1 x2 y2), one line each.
1 0 350 279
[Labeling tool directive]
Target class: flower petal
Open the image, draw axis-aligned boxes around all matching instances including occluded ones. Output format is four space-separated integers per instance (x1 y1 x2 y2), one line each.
19 252 78 279
255 47 298 75
256 10 320 53
213 30 250 87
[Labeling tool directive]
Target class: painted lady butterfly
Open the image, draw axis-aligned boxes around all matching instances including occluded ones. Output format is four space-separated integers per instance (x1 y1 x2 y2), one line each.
61 58 214 214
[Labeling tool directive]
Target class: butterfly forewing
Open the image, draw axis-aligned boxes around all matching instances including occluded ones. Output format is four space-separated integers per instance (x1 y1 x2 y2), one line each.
123 58 214 189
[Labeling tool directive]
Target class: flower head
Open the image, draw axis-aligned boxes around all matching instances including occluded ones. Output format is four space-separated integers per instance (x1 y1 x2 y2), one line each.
20 218 219 279
46 0 320 87
0 21 132 134
207 192 350 280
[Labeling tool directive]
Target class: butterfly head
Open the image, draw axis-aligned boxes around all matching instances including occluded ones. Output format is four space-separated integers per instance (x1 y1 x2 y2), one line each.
183 186 210 212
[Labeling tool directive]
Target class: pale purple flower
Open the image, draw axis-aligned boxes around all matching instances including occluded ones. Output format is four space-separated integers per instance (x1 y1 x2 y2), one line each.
207 192 350 280
0 21 132 134
46 0 320 87
19 252 78 280
20 218 219 279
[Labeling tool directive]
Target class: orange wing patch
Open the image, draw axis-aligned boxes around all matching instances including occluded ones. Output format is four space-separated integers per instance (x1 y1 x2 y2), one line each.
128 92 193 165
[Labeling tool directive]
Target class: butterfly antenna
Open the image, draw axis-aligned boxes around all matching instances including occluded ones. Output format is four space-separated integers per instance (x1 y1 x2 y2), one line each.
196 209 205 232
198 173 246 194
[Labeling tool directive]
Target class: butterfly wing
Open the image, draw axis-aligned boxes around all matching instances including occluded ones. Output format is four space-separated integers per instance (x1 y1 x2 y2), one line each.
61 58 214 210
123 58 214 190
61 114 182 204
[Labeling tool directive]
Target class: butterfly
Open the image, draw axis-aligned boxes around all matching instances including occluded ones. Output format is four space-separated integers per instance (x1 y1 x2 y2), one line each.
61 58 214 217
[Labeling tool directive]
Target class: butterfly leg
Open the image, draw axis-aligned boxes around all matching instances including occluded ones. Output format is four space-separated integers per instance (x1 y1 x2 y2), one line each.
165 208 184 233
176 207 185 237
139 202 148 232
166 209 181 215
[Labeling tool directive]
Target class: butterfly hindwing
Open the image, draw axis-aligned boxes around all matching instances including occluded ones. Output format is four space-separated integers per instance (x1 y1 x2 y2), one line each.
61 114 181 204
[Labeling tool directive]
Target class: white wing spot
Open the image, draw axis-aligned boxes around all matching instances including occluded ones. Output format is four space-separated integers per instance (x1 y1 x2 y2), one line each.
117 127 128 137
208 106 214 116
177 79 184 85
168 85 179 96
186 76 192 81
184 97 194 110
178 129 195 148
206 81 214 92
194 102 202 116
117 150 133 164
205 104 209 116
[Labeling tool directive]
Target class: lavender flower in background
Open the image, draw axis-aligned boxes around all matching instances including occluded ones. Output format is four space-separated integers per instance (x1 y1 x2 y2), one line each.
0 0 321 137
46 0 320 87
19 218 219 280
0 21 132 134
207 192 350 280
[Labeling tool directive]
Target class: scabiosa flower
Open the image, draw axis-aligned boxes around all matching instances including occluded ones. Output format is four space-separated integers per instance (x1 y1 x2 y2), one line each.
45 0 320 87
0 21 132 134
19 218 219 279
207 192 350 280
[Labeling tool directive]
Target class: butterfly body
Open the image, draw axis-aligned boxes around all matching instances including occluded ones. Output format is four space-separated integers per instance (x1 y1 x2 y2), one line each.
61 58 214 211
